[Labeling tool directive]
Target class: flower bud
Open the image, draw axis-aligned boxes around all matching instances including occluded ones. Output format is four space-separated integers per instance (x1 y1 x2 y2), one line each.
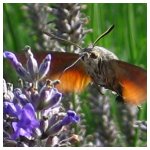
40 118 49 133
38 54 51 80
14 88 29 105
15 63 31 81
41 120 63 139
24 46 38 81
3 51 19 67
37 81 62 110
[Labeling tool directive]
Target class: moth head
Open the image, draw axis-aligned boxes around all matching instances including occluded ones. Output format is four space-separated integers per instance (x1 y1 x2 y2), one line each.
81 24 115 61
82 46 117 62
81 47 100 61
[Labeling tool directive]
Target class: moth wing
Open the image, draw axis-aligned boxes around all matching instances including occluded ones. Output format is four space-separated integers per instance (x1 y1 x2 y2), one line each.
18 51 91 93
111 60 147 105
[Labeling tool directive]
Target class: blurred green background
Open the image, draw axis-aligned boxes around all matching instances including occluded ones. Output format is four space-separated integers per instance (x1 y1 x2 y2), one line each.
3 3 147 146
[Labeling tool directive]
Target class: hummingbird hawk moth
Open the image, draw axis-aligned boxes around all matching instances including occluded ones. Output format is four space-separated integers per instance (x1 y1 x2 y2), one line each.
7 26 147 105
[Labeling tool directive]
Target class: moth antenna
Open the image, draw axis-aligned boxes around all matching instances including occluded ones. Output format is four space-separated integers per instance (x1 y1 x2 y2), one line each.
43 31 83 50
58 54 85 79
92 24 114 48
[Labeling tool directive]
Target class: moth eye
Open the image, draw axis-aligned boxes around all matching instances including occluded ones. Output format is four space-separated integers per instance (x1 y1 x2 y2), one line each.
90 52 97 59
81 56 85 61
81 53 88 61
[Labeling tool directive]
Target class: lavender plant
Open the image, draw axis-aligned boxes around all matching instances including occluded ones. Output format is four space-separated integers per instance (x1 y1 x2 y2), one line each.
22 4 59 51
47 3 92 52
24 3 92 53
3 46 80 147
83 87 117 146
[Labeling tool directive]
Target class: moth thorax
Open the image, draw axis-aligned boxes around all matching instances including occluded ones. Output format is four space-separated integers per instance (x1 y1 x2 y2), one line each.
92 46 118 60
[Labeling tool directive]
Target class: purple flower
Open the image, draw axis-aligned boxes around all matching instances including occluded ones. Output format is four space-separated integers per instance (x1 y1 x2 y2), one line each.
11 103 40 140
37 82 62 110
42 110 80 138
61 110 80 126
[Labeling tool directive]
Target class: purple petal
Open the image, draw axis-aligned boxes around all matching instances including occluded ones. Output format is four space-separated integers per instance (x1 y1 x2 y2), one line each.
18 128 32 139
48 91 62 108
19 104 40 129
67 110 76 117
10 102 40 140
20 103 36 121
4 102 18 117
12 123 32 140
15 103 22 115
61 110 80 126
67 110 80 123
12 122 18 132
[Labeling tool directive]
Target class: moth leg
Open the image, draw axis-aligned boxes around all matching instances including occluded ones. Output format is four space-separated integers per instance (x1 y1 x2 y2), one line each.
114 84 126 104
93 82 104 95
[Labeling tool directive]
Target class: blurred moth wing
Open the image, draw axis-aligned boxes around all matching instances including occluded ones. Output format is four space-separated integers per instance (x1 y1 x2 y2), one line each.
111 60 147 105
17 51 91 93
49 52 91 93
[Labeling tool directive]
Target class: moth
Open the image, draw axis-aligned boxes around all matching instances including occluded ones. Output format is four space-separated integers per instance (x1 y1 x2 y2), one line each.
11 26 147 105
